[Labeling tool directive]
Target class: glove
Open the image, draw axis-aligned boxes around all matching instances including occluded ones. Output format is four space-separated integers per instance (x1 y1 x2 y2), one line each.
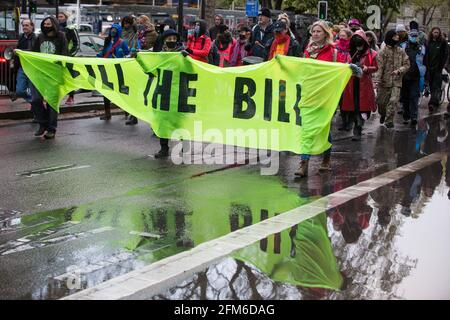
185 48 193 54
181 50 190 57
349 63 363 78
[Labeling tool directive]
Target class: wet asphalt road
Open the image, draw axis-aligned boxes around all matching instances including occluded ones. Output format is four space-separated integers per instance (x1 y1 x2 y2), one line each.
0 103 449 299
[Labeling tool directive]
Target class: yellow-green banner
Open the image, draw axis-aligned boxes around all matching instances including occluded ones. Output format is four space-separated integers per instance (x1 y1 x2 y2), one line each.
17 50 352 155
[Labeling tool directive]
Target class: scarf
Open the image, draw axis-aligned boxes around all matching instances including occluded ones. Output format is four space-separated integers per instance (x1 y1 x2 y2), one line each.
336 38 350 53
230 40 248 66
306 41 326 59
268 34 291 60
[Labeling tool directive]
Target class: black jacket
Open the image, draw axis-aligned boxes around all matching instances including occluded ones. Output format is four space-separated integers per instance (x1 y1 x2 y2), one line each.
33 16 68 56
15 32 36 69
425 38 448 72
59 22 79 56
247 22 275 61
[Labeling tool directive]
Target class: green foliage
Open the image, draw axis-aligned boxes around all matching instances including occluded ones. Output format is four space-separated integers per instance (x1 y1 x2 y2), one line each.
284 0 405 25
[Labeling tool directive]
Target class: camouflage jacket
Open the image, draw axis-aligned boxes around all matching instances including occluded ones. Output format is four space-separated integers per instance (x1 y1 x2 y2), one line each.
374 45 410 88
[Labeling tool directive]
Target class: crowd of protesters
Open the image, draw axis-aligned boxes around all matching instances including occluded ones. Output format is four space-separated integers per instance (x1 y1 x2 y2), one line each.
12 8 449 178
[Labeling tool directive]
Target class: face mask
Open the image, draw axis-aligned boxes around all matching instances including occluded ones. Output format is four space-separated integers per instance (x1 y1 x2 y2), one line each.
41 26 53 35
59 21 67 28
110 29 117 37
194 26 200 34
409 36 417 44
353 38 365 48
239 34 246 40
165 41 177 49
137 24 145 31
350 27 359 32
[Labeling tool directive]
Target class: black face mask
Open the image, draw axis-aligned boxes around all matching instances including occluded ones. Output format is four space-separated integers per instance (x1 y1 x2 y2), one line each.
353 37 365 48
41 26 53 35
239 34 246 40
165 41 177 49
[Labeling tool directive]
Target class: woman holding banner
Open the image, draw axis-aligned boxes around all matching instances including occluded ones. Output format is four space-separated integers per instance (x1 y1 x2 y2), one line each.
296 21 357 178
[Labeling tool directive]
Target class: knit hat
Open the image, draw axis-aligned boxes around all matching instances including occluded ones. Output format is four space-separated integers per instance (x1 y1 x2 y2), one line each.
259 8 271 18
396 24 407 32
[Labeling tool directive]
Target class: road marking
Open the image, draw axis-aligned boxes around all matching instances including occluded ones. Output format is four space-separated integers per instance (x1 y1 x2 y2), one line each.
17 164 91 177
63 152 446 300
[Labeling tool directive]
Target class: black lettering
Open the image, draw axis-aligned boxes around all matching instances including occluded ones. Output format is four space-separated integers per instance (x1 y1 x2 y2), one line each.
85 65 96 79
66 63 80 78
143 73 155 107
98 65 113 90
264 79 272 121
293 84 302 126
260 209 269 252
178 72 197 113
115 64 129 95
278 80 289 123
152 68 172 111
233 77 256 119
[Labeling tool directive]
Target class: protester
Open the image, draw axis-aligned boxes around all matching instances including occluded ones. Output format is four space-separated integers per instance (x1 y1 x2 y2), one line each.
365 30 380 52
247 8 274 61
13 19 36 106
153 18 177 52
208 14 225 41
409 20 427 45
342 30 378 140
296 20 360 178
97 23 130 121
396 24 408 48
400 29 426 127
230 25 252 66
335 28 352 59
348 18 362 32
374 30 410 129
137 15 158 50
267 20 301 60
425 27 449 112
31 16 68 139
209 25 236 67
185 20 211 63
58 11 79 106
155 29 185 159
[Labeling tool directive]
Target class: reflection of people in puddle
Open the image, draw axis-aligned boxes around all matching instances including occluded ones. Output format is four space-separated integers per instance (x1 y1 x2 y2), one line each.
329 195 373 244
399 172 422 217
446 154 450 200
415 119 430 155
421 161 443 199
370 182 399 227
232 213 346 297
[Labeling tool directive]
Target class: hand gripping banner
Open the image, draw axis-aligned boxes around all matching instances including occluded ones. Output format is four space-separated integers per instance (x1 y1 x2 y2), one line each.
17 50 352 155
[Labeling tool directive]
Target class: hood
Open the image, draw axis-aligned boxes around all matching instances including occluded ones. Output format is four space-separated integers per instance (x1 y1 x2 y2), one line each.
365 30 378 44
40 16 59 35
384 29 398 47
110 23 122 39
352 30 369 45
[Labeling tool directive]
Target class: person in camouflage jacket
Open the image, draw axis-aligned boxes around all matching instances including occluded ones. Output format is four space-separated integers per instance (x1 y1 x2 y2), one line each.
374 30 410 128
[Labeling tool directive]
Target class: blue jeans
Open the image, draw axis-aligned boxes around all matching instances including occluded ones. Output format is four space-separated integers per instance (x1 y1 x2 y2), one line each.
301 132 332 161
16 68 32 102
31 84 58 132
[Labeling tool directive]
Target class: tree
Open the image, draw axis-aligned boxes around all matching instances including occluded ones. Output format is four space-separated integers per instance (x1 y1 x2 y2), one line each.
411 0 441 27
284 0 405 28
205 0 216 28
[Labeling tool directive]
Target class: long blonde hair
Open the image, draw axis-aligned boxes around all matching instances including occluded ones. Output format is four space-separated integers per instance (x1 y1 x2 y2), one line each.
309 20 334 46
138 15 153 28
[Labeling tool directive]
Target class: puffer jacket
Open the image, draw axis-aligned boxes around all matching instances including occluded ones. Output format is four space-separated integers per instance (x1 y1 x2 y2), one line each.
374 45 410 88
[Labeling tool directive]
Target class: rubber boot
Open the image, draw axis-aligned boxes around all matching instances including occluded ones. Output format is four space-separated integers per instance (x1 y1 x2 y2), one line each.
319 154 331 172
295 159 309 177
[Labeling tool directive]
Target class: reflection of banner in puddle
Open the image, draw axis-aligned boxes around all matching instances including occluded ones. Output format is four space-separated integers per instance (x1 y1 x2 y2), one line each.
17 50 352 155
232 212 343 291
21 168 339 289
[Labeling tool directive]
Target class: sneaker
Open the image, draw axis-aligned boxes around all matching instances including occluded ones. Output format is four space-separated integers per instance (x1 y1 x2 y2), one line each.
44 131 55 139
65 96 74 105
379 115 385 124
34 126 46 136
384 122 394 129
154 148 169 159
100 115 111 120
